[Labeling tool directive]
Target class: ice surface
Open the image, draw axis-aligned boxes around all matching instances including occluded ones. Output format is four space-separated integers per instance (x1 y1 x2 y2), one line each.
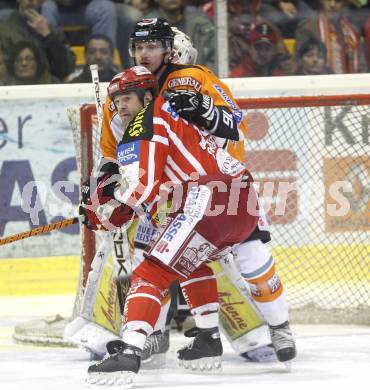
1 295 369 390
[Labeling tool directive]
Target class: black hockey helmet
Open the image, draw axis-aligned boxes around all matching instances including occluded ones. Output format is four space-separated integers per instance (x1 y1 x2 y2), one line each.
129 18 175 57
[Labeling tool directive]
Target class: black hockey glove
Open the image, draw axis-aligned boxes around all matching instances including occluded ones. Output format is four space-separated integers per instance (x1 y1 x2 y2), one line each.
79 160 119 206
164 89 217 129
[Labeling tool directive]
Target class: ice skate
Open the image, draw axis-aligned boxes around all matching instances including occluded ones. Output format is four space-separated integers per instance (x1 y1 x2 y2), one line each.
86 341 141 387
177 327 223 372
141 329 170 367
269 321 296 365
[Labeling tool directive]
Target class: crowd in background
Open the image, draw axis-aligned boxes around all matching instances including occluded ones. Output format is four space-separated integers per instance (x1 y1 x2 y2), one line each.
1 0 370 86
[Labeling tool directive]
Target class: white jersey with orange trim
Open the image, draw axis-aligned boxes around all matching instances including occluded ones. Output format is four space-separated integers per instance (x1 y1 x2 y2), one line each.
100 64 247 163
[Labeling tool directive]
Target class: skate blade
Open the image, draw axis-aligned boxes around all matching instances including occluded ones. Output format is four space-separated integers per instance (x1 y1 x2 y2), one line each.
283 361 292 372
178 356 222 373
86 371 136 388
142 352 166 369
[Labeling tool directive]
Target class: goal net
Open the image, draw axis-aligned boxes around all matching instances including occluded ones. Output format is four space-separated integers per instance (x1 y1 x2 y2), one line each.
239 94 370 325
13 91 370 346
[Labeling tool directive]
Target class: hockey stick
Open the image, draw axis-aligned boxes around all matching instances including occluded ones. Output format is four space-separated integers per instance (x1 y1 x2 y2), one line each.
88 64 131 274
90 64 103 139
0 217 79 246
219 253 252 295
64 65 132 349
88 63 132 276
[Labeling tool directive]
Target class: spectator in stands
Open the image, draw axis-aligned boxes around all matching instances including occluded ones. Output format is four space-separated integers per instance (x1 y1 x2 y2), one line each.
0 0 75 81
199 0 297 70
223 1 286 73
346 1 370 71
295 0 364 74
41 0 117 48
115 1 149 68
6 41 60 85
364 15 370 69
0 0 16 21
69 34 117 83
184 0 208 5
131 0 156 14
230 21 296 77
344 0 370 27
0 46 8 85
263 0 314 38
201 0 278 23
295 37 333 74
144 0 216 71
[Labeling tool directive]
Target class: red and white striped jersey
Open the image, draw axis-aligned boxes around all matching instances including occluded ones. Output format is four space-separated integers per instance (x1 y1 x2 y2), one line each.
114 95 246 216
101 64 247 163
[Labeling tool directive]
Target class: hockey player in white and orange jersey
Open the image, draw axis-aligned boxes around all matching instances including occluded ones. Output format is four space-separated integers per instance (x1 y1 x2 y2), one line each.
82 67 296 386
99 18 246 163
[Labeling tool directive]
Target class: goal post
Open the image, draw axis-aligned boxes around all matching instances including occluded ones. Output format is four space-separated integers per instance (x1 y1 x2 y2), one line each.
74 104 96 288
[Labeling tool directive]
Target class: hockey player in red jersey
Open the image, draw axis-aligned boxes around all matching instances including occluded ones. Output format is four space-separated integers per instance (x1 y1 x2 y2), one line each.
93 18 279 364
82 67 295 386
77 19 296 368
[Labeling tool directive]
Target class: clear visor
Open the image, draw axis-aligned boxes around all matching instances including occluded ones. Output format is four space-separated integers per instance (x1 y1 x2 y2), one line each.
129 39 172 58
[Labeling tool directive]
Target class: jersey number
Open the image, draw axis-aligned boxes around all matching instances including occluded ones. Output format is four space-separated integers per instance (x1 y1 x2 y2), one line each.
222 111 234 128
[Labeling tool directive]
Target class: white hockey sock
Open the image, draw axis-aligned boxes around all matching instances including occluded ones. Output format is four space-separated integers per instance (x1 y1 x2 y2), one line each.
122 330 147 350
194 312 219 329
154 298 171 333
254 294 289 326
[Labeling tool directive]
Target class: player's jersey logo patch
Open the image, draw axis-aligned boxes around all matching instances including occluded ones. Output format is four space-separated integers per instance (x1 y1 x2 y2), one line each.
168 77 201 91
117 141 140 166
162 101 179 120
213 84 243 123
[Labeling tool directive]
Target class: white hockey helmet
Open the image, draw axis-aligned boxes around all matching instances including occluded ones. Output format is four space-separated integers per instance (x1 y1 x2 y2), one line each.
171 27 198 65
